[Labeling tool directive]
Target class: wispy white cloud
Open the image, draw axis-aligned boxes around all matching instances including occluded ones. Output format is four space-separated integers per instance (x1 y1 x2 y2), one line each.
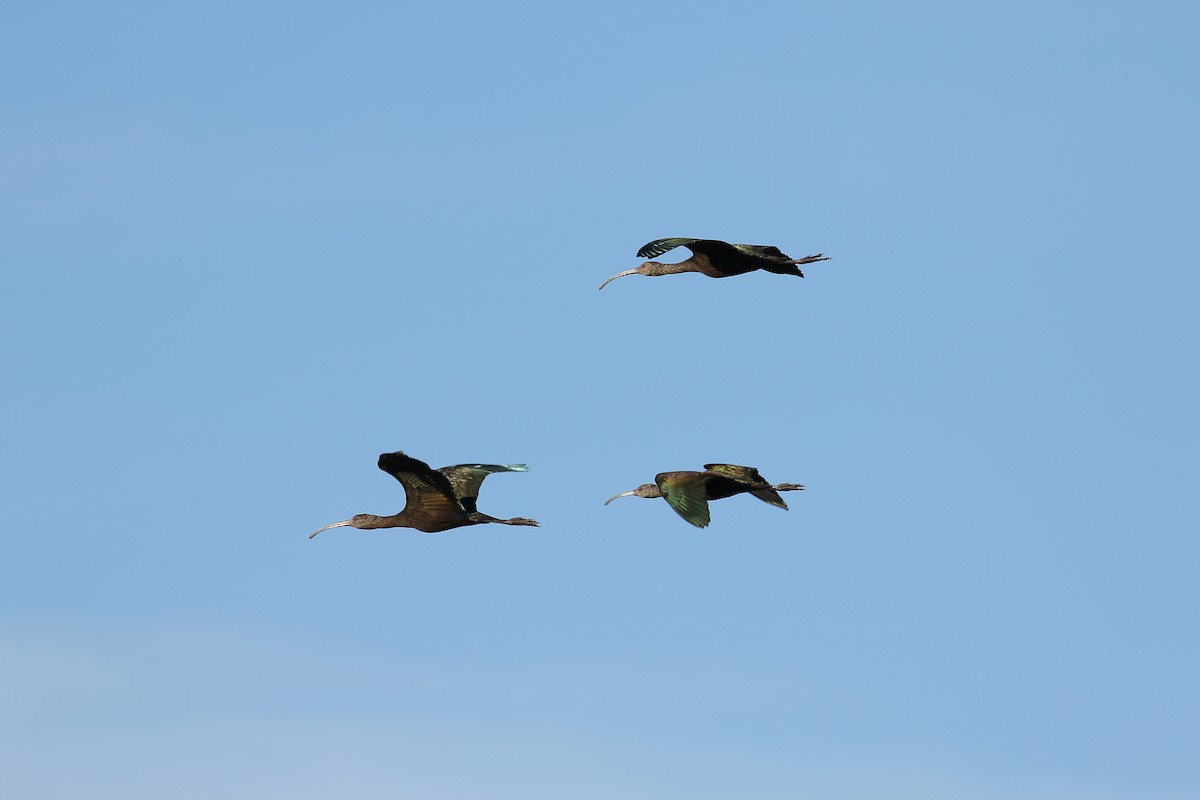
8 717 1191 800
3 619 1191 800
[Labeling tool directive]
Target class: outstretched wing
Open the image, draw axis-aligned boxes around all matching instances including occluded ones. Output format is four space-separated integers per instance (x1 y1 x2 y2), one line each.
640 238 797 265
730 243 795 263
377 451 465 516
703 463 762 482
438 463 528 513
703 463 788 510
637 237 706 259
655 472 713 528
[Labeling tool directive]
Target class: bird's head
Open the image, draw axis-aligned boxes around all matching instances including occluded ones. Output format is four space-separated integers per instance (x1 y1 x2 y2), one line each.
308 513 384 538
603 483 663 504
597 262 665 290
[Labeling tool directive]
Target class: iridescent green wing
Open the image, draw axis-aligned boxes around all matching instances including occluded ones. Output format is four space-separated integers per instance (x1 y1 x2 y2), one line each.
703 463 788 510
377 451 465 515
655 472 712 528
730 243 794 263
438 463 528 513
637 238 703 259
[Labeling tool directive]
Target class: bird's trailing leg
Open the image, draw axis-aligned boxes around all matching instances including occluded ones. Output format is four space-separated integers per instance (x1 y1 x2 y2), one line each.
468 512 540 527
771 483 805 492
784 254 830 265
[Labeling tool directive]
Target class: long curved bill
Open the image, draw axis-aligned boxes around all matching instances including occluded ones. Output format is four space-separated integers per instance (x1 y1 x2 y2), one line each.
603 490 637 505
598 269 639 291
309 519 353 539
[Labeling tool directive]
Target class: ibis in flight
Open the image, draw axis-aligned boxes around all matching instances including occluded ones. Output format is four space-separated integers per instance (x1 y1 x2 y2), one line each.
604 462 804 528
309 451 539 537
598 238 830 290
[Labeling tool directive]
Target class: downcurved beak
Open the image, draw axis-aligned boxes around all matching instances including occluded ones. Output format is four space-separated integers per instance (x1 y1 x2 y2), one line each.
603 490 637 505
598 269 639 291
309 519 353 539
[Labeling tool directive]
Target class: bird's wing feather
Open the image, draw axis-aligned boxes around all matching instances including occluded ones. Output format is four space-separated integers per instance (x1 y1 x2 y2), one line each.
703 463 788 509
377 451 465 514
656 472 712 528
702 463 761 482
438 463 528 512
730 243 795 262
637 238 703 259
640 238 794 263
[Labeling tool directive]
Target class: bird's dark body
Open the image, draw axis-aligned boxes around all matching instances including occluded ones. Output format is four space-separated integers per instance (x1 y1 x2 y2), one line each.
701 463 789 508
654 471 751 501
641 239 804 279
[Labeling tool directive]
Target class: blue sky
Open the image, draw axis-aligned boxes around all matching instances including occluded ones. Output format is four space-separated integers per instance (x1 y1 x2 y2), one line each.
3 1 1197 797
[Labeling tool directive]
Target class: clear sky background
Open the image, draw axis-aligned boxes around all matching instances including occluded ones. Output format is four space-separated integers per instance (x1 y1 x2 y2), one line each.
3 2 1197 798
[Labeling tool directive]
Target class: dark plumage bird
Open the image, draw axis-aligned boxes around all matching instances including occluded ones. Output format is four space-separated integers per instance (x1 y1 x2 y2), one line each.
598 238 830 290
309 451 539 537
603 463 804 528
